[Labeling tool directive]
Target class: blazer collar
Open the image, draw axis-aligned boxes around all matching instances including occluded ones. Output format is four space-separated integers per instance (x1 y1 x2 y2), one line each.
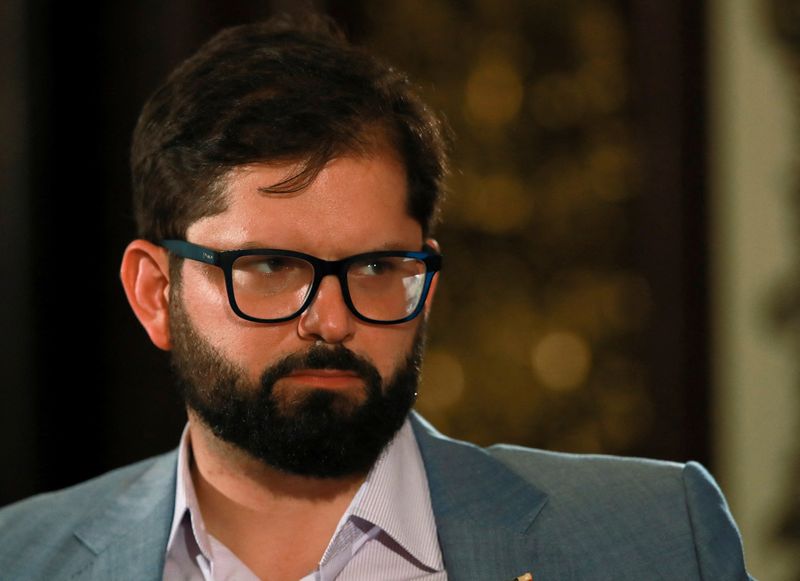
71 452 177 580
410 412 548 532
410 412 549 580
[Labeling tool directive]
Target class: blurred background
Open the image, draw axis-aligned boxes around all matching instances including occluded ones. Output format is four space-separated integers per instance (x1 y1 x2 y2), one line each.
1 0 798 578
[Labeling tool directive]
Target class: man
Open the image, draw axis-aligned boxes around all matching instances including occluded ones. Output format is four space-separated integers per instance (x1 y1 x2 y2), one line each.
0 15 751 581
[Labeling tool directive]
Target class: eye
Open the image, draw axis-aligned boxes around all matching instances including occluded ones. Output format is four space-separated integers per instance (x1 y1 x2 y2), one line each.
234 255 298 276
253 257 289 274
354 259 395 276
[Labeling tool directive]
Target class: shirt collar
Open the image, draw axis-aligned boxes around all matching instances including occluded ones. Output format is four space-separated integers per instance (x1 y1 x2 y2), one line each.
166 424 214 560
166 418 443 573
350 419 443 571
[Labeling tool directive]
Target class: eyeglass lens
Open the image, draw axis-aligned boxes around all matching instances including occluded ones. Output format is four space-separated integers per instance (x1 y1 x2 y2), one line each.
230 254 428 321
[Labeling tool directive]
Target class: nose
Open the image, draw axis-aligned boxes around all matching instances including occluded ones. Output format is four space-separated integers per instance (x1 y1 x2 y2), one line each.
296 275 355 344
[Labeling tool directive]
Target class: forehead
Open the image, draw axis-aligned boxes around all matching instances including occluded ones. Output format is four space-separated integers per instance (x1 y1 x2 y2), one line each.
187 150 422 256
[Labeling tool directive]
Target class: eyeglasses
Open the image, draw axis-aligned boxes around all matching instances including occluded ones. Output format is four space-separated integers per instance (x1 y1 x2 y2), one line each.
161 239 442 325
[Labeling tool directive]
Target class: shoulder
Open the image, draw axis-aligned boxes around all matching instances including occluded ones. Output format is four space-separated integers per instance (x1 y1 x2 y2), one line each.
488 441 686 495
0 451 176 579
0 452 174 529
484 443 717 529
410 413 750 579
487 444 749 579
494 445 746 579
413 412 696 524
413 411 691 497
487 443 729 515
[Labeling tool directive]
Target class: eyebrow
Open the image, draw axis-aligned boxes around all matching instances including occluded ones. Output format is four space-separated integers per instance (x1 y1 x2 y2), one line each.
255 186 306 198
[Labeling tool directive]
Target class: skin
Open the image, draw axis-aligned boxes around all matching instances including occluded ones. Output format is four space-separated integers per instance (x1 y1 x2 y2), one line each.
120 146 439 580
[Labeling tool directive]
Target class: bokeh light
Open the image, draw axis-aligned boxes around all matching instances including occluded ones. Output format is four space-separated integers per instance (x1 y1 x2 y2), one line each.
363 0 652 455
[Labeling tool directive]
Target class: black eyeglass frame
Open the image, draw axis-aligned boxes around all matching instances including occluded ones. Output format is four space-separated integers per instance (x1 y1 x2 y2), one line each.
161 239 442 325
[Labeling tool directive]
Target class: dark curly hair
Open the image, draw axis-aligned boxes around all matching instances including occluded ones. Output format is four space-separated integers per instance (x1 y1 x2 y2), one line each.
130 14 449 243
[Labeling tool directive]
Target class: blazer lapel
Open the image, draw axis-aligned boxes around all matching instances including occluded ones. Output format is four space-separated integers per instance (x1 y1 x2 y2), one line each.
68 451 178 581
410 413 554 581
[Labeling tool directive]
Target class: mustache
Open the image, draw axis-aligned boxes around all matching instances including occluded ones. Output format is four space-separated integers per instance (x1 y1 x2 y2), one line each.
259 344 382 387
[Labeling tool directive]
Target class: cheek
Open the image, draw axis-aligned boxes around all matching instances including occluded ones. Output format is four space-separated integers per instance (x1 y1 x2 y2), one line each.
180 266 234 333
357 324 419 379
179 267 278 368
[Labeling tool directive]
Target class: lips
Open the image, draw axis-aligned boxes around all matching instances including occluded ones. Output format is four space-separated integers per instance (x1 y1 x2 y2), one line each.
282 368 364 389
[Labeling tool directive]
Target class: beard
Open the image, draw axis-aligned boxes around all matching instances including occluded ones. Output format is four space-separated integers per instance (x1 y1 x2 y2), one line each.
168 286 424 478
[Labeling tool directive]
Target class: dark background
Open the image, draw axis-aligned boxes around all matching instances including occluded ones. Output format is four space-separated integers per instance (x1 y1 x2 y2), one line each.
1 0 708 505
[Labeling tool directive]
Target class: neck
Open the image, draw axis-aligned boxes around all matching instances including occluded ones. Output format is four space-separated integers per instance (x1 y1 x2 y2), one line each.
187 411 365 510
186 413 367 580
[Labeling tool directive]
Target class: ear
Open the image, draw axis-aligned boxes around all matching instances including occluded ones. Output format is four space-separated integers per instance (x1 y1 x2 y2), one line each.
120 239 173 351
423 238 441 314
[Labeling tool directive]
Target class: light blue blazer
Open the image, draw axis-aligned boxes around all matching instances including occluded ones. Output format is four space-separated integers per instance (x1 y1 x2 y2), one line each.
0 413 752 580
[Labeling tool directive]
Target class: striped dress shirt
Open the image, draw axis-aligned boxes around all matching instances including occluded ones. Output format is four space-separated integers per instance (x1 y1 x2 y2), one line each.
163 419 447 580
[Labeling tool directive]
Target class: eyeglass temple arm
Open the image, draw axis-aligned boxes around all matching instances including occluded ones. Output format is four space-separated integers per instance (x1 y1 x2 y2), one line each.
421 243 443 271
161 239 219 265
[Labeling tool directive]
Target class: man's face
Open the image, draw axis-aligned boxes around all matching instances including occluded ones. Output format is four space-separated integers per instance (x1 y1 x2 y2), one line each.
168 148 434 477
